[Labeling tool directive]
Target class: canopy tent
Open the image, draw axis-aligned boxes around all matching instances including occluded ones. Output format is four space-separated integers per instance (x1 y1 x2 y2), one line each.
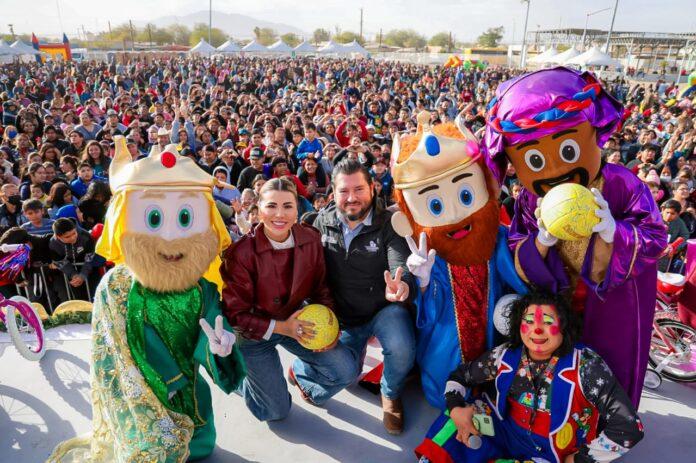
241 40 269 53
189 39 216 55
10 40 39 55
216 39 241 53
0 41 20 56
267 40 293 53
530 46 558 64
342 40 368 56
318 40 345 54
294 41 317 53
565 46 620 67
549 46 581 64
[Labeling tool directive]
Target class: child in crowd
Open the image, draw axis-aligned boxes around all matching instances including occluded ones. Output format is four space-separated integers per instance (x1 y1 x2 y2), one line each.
30 183 49 206
659 199 689 272
70 162 105 199
48 218 98 302
20 199 55 235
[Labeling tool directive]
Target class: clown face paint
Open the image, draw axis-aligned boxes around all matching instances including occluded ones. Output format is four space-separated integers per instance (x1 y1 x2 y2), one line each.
505 121 601 197
401 162 490 229
520 304 563 361
126 190 211 242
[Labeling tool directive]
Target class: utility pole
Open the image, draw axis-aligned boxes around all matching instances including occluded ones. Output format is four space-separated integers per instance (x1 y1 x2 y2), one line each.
449 31 453 53
81 24 88 48
209 0 212 44
520 0 531 68
359 8 363 41
128 20 135 51
7 24 15 41
604 0 619 54
147 24 153 48
379 28 382 50
108 20 112 37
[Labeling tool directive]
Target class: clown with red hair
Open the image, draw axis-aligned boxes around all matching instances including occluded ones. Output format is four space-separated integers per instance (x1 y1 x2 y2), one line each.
390 111 527 410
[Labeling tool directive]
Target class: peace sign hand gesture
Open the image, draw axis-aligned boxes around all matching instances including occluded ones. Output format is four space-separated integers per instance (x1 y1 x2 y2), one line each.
199 315 236 358
406 232 436 289
384 267 410 303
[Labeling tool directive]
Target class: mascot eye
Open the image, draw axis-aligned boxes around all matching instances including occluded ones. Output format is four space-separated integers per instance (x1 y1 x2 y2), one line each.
458 185 474 207
145 206 163 231
427 195 444 217
559 139 581 163
177 205 194 230
524 149 545 172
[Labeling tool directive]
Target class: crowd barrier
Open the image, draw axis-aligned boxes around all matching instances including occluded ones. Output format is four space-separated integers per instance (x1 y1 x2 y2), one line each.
14 262 97 314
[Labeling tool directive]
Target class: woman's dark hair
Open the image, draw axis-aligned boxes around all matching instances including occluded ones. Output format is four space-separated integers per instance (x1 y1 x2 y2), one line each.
507 291 579 357
47 182 71 208
81 140 110 167
82 180 112 205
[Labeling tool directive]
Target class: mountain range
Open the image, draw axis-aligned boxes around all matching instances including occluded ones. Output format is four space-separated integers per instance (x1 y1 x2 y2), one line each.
134 10 309 40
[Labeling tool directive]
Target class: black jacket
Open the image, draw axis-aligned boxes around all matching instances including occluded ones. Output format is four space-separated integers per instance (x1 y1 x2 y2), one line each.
313 200 416 327
48 230 96 278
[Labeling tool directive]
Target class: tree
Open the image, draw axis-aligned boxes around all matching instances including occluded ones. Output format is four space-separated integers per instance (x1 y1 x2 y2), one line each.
189 23 226 47
253 27 277 46
384 29 426 49
167 24 191 45
477 26 504 48
136 24 174 45
312 28 330 45
334 31 364 45
280 33 301 48
428 32 451 48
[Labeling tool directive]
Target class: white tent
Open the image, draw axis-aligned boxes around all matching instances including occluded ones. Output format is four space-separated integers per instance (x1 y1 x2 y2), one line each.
565 46 620 67
10 40 38 55
189 39 217 55
267 40 293 53
318 40 344 54
294 41 316 53
342 40 368 56
549 46 581 64
241 40 269 53
216 39 241 53
0 41 20 56
530 46 558 64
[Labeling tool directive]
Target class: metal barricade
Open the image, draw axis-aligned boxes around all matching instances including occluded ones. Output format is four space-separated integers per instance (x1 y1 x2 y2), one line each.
61 262 94 303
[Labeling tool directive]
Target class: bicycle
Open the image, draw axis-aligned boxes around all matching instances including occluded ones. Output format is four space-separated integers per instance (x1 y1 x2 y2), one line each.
0 244 46 361
645 267 696 388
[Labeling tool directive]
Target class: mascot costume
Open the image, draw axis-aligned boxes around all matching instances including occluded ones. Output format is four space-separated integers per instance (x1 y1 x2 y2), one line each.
390 111 527 409
483 67 667 406
49 137 246 462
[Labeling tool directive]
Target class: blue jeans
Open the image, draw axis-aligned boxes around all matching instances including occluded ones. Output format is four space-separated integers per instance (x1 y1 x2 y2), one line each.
237 333 358 422
339 303 416 399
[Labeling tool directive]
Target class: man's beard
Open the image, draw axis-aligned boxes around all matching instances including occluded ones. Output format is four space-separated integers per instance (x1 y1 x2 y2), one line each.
121 229 219 293
409 198 500 266
338 200 372 222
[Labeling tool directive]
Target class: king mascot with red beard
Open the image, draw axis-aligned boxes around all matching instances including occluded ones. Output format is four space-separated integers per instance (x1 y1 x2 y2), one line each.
390 111 527 409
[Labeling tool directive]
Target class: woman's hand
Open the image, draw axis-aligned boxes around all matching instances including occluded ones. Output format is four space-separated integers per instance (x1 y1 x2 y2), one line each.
274 309 316 344
450 406 479 447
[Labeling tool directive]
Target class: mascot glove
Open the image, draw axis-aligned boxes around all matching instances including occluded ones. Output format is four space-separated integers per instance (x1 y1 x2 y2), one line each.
406 231 437 288
200 315 236 357
591 188 616 244
535 198 558 247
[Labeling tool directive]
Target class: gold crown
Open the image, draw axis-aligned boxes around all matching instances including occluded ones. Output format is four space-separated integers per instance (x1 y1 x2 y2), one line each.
109 136 215 193
391 111 480 189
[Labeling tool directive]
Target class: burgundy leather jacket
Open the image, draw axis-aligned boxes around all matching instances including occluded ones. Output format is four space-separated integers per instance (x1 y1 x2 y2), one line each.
221 223 334 340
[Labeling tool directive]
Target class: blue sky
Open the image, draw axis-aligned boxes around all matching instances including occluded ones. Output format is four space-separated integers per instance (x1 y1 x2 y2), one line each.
3 0 693 42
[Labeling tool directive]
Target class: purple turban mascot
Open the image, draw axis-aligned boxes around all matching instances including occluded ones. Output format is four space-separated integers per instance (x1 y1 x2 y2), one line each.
483 67 667 407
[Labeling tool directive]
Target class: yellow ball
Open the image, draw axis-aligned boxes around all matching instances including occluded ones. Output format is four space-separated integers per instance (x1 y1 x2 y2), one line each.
540 183 599 241
296 304 340 350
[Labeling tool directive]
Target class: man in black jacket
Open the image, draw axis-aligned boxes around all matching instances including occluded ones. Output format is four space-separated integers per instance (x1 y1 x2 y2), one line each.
310 159 417 435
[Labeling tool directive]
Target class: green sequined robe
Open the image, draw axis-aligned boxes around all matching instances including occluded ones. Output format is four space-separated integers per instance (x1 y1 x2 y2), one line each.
48 265 246 463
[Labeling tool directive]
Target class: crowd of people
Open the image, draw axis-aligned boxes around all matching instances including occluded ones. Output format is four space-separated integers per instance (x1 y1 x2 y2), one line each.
0 55 694 461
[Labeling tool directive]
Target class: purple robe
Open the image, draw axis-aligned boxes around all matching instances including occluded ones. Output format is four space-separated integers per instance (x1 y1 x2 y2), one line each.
509 163 667 407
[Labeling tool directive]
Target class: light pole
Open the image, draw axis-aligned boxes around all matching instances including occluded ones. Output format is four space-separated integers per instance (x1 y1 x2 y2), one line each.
581 7 611 50
604 0 619 54
520 0 531 68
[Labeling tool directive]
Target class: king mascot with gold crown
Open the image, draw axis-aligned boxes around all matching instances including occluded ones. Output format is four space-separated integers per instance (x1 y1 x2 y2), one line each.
48 136 246 462
390 111 527 410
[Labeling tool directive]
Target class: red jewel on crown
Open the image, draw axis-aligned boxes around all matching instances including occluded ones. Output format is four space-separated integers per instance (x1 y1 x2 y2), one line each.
161 151 176 168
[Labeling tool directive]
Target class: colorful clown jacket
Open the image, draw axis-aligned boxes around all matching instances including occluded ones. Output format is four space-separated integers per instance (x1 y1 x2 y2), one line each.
442 343 644 463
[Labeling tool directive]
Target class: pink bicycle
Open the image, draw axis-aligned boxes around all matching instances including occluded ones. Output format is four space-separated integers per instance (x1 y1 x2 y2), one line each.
0 244 46 361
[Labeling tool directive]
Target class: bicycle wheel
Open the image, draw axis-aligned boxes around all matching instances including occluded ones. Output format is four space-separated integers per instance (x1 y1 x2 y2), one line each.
4 296 46 361
649 320 696 382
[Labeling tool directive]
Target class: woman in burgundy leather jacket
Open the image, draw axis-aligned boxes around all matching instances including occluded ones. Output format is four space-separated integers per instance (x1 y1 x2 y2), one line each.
221 177 358 422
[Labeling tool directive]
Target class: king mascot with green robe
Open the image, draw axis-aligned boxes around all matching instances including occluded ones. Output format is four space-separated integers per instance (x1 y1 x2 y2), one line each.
48 136 246 462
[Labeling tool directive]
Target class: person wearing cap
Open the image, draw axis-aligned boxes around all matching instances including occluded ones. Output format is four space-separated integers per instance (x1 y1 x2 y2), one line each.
104 109 127 133
149 127 171 156
237 147 267 192
125 136 146 161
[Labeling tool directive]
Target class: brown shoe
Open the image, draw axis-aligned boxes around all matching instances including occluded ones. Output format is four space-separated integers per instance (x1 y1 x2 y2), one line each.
381 395 404 435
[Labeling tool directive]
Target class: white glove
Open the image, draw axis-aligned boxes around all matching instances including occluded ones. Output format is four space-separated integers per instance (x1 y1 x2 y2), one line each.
199 315 236 357
591 188 616 244
406 231 437 289
0 244 21 253
534 198 558 247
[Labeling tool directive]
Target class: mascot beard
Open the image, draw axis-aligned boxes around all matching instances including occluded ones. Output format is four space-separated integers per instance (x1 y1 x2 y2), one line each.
121 228 219 292
394 177 499 267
